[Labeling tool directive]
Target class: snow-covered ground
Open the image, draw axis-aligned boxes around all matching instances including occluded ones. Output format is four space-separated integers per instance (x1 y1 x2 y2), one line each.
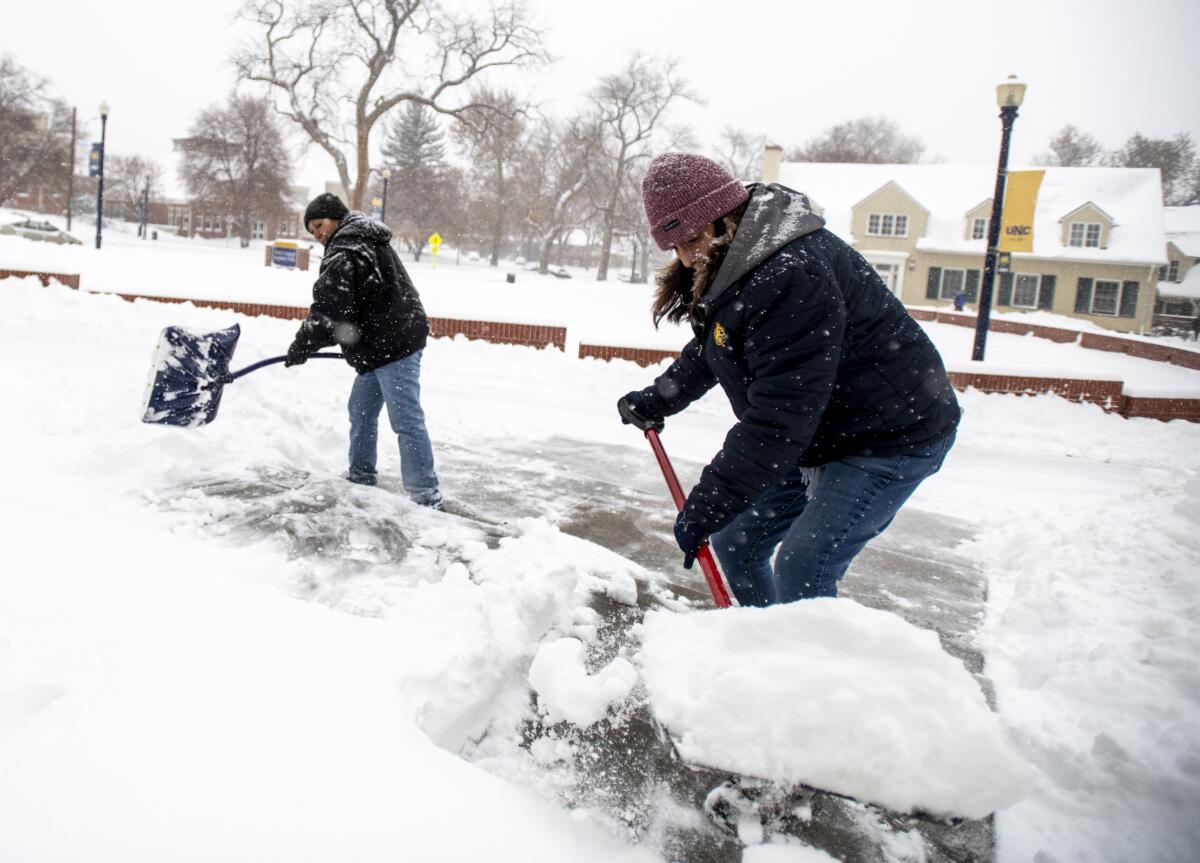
3 211 1199 395
2 224 1199 861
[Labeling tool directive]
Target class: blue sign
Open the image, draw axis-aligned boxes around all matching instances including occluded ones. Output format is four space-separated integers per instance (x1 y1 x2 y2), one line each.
271 244 298 268
88 143 103 177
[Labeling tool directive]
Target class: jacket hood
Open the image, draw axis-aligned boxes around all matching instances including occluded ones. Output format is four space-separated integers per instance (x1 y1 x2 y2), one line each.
330 210 393 246
695 183 825 312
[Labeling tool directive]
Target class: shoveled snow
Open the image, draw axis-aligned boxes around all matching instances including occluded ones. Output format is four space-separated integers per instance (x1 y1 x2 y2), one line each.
528 637 638 727
639 600 1033 819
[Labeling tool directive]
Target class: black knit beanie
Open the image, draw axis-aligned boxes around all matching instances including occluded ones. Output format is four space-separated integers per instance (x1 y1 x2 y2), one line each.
304 193 348 227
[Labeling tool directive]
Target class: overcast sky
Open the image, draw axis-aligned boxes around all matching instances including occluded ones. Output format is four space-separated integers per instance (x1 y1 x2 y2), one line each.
5 0 1199 200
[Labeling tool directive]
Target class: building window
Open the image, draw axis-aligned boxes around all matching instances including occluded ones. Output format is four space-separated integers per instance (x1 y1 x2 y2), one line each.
938 268 965 300
1011 274 1041 308
252 221 266 240
1168 260 1180 282
971 217 987 240
1069 221 1101 248
1157 298 1194 317
1089 280 1121 315
279 220 291 238
867 213 908 237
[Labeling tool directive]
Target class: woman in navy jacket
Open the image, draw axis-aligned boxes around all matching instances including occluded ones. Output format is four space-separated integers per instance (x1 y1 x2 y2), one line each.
620 154 960 606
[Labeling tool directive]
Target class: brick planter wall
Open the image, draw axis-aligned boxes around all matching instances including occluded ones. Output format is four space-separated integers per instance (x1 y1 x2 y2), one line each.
430 317 565 350
1079 332 1200 370
578 343 680 365
1121 396 1200 422
949 370 1125 411
0 268 80 289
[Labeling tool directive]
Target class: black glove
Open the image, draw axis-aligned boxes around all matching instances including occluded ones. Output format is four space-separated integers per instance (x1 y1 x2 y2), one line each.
284 341 309 368
674 511 707 570
617 390 665 433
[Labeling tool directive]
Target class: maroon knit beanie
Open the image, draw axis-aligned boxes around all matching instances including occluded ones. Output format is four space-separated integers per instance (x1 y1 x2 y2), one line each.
641 153 749 251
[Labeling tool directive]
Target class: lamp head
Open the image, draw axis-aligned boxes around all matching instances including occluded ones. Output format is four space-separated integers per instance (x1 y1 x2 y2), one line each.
996 75 1026 109
99 101 110 117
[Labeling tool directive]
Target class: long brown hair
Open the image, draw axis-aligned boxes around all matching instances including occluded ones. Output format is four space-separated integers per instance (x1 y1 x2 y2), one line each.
651 202 747 327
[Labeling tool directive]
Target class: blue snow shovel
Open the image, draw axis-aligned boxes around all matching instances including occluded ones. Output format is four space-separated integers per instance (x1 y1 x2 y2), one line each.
140 323 342 428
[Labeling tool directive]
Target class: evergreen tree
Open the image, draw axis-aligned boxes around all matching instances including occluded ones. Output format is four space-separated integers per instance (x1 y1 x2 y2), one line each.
380 102 459 260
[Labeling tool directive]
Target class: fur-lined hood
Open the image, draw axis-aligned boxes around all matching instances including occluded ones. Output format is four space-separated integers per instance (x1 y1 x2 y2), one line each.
692 183 825 319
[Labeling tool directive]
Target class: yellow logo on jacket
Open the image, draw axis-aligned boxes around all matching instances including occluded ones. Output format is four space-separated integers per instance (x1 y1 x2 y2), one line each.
713 322 729 349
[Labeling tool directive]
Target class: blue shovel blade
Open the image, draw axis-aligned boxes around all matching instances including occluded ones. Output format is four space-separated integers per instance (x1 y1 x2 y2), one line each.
141 324 241 427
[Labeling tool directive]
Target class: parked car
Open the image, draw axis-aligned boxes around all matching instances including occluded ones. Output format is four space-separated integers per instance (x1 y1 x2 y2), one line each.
0 218 82 245
551 267 572 279
467 250 481 262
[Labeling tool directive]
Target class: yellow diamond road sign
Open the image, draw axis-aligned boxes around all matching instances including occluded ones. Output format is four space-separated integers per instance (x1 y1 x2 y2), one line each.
428 232 442 250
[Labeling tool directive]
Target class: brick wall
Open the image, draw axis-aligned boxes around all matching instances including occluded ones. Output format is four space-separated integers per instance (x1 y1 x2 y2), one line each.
0 269 80 289
949 370 1125 410
430 317 566 350
578 344 681 365
1121 396 1200 422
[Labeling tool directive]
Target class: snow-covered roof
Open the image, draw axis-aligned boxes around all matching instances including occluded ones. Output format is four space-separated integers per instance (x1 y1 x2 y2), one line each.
1158 265 1200 300
776 162 1166 265
1165 205 1200 257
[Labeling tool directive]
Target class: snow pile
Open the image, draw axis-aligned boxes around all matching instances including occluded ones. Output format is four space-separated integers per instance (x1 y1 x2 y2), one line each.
529 637 638 727
638 599 1033 819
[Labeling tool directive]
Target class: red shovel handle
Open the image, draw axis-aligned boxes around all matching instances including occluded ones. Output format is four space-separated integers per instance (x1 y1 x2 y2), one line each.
645 429 733 609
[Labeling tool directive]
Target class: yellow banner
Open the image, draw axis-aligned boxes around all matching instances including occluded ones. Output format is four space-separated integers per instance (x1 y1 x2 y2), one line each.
998 169 1044 253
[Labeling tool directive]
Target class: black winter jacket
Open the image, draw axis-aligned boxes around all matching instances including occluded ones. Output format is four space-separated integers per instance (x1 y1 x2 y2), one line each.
290 212 429 373
640 183 960 535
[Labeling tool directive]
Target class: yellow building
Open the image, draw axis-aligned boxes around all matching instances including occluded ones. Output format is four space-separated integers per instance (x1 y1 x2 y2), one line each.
762 151 1167 334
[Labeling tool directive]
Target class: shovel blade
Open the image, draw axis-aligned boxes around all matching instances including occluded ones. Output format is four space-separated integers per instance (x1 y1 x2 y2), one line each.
141 324 241 428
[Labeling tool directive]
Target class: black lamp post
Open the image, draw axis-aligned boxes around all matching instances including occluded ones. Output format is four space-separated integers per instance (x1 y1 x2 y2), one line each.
94 101 110 250
972 76 1027 362
380 168 391 223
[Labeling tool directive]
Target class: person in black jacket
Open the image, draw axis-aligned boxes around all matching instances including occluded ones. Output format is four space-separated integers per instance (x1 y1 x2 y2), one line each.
287 193 442 509
619 154 959 606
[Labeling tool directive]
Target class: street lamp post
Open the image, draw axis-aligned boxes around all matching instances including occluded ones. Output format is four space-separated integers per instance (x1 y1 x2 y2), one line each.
95 101 110 250
380 169 391 224
972 76 1026 362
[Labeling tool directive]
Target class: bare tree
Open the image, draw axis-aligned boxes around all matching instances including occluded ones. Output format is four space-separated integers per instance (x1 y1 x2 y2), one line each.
178 95 292 247
522 112 601 274
0 56 72 207
235 0 546 210
1033 124 1104 167
453 87 527 265
105 154 163 221
787 116 924 164
1110 132 1197 206
589 53 692 281
714 127 766 180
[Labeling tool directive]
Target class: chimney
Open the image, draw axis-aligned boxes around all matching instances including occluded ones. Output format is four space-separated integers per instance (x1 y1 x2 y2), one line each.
762 144 783 184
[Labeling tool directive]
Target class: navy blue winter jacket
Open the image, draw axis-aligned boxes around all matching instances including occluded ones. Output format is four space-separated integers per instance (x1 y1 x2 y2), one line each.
290 212 429 373
639 184 960 535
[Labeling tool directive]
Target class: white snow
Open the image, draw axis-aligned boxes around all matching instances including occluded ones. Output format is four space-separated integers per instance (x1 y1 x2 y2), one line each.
528 637 638 727
639 600 1033 819
2 222 1199 860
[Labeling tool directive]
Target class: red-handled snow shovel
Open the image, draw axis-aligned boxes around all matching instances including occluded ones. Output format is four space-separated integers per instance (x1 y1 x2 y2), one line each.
620 401 733 608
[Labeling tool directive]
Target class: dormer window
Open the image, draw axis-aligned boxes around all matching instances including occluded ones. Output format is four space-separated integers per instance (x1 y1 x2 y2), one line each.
1068 222 1102 248
867 213 908 237
971 217 988 240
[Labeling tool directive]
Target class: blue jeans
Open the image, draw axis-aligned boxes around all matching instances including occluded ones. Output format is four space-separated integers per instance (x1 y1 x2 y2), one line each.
347 351 440 504
709 432 955 606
